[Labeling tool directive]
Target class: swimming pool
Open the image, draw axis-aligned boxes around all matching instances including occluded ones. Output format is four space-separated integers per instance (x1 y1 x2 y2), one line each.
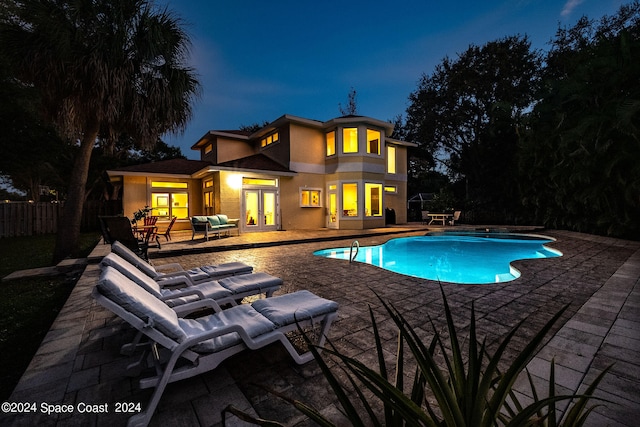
313 232 562 284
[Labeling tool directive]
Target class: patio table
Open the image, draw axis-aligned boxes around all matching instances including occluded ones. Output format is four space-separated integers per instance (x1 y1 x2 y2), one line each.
426 212 452 225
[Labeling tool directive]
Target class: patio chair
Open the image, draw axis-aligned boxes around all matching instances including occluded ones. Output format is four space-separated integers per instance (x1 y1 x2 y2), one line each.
101 252 281 308
448 210 461 226
101 216 153 260
159 216 177 241
421 210 430 224
94 266 338 427
111 241 253 285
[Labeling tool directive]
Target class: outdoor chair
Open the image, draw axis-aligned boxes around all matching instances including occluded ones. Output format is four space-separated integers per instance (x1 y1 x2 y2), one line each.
101 252 281 308
159 216 177 241
111 241 253 285
94 266 338 427
448 210 461 226
421 210 430 224
101 216 156 260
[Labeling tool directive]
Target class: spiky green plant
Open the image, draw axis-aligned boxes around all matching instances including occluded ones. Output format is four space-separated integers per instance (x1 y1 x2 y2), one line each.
223 285 609 426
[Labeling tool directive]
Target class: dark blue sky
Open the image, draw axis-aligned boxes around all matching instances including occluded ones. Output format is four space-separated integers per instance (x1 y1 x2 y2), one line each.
162 0 626 158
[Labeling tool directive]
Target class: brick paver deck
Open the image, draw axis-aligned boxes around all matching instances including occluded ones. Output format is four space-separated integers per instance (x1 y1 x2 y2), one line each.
3 226 639 426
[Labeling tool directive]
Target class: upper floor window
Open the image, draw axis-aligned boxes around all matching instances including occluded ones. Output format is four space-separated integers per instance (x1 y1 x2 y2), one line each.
326 131 336 156
387 145 396 174
261 132 279 148
343 128 358 153
367 129 381 155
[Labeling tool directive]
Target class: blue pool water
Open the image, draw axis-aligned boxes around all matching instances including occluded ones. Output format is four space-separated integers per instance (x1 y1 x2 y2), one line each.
313 233 562 284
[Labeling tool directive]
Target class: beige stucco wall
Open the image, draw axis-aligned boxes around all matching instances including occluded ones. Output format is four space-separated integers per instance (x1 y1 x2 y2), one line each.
216 137 255 163
280 173 326 230
216 171 243 220
289 124 325 166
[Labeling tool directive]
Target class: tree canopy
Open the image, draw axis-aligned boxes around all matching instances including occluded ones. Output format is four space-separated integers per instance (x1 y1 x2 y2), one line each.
1 0 200 261
405 35 542 221
520 2 640 238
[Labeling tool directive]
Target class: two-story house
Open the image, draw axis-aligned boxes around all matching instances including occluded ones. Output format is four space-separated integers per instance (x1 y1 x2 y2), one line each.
107 114 417 233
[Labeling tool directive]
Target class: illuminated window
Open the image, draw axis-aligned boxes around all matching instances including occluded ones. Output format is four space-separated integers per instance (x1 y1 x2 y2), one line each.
329 184 337 190
365 183 382 217
203 179 214 215
387 145 396 174
261 132 279 147
343 128 358 153
367 129 381 155
151 181 188 189
342 183 358 216
150 181 189 219
151 192 188 219
326 131 336 156
300 189 321 207
242 177 277 186
385 186 397 193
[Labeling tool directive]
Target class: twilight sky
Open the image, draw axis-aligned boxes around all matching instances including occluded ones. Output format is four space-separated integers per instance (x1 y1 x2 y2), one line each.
162 0 626 159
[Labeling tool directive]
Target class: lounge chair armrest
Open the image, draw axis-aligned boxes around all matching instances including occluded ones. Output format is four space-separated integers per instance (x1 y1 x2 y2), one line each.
172 298 223 315
154 273 197 287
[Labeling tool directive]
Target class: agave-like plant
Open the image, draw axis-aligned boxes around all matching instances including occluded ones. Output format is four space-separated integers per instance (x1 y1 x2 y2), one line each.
223 285 610 426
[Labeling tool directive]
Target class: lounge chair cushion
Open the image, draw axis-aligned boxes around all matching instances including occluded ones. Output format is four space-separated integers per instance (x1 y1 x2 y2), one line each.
198 262 253 277
98 267 187 342
216 214 229 224
102 253 163 298
102 253 233 303
112 241 159 278
219 272 283 294
179 304 275 353
252 290 339 326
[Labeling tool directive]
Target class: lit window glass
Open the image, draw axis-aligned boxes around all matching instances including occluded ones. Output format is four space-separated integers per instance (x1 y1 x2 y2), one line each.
326 131 336 156
300 189 321 207
151 181 188 189
242 177 277 186
387 146 396 174
343 128 358 153
365 183 382 217
367 129 381 154
342 183 358 216
151 192 188 219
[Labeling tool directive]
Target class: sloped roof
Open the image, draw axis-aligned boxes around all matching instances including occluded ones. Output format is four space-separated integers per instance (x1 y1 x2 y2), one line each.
216 153 294 174
110 158 212 175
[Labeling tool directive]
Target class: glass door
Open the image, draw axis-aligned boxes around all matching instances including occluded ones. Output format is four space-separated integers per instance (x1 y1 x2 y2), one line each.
243 189 278 231
327 187 338 229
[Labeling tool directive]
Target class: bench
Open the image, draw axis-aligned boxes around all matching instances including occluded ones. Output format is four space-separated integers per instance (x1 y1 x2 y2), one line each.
190 214 239 241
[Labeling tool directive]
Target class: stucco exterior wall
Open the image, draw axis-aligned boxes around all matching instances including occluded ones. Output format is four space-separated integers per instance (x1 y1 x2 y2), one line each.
280 173 326 230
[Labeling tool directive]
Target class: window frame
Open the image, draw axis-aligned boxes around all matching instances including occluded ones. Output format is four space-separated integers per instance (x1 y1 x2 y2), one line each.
300 188 322 208
342 127 359 153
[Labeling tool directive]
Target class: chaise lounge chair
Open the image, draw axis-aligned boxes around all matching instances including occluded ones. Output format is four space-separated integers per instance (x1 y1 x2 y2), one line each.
101 253 281 308
111 241 253 285
94 266 338 427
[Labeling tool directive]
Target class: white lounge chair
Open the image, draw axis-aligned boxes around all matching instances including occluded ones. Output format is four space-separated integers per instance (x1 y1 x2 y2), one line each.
101 252 281 308
111 240 253 285
94 266 338 427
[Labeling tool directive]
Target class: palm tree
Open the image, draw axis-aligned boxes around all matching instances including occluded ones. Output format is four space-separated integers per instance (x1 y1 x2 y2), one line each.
1 0 200 261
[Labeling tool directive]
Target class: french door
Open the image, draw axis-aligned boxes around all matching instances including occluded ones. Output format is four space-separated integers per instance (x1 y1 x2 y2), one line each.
243 189 278 231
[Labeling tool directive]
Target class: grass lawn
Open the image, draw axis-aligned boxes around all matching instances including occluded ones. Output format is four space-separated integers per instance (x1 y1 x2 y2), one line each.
0 233 100 400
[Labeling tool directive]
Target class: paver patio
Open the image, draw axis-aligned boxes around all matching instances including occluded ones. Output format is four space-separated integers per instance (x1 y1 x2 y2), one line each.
2 226 639 426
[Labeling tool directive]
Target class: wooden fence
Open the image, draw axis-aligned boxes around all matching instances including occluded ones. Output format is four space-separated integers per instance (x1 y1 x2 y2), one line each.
0 200 122 237
0 202 63 237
